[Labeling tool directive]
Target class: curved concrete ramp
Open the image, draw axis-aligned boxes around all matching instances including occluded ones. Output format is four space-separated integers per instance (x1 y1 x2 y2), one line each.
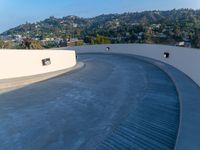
0 62 84 90
0 54 179 150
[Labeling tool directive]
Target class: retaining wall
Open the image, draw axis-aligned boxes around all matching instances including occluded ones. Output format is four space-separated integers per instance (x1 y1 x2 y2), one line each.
0 50 76 79
65 44 200 150
68 44 200 87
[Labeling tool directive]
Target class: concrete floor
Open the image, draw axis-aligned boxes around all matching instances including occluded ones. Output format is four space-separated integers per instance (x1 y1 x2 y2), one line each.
0 54 179 150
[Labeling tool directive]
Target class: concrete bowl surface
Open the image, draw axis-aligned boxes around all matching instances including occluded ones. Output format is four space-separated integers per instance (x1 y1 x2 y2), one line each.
0 54 180 150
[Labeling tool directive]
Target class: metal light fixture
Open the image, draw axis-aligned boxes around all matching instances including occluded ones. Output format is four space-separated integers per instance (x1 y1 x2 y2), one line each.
164 52 170 58
42 58 51 66
106 47 110 52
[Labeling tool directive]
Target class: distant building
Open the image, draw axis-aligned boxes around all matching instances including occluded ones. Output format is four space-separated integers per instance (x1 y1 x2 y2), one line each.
67 38 83 46
159 33 167 38
72 23 78 28
176 41 191 48
176 41 185 46
151 24 161 29
44 38 54 42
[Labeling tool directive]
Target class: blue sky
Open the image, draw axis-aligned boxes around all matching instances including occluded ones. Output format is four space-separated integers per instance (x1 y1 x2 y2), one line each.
0 0 200 33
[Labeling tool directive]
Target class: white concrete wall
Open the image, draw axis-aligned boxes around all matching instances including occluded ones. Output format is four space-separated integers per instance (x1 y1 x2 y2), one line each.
0 50 76 79
68 44 200 87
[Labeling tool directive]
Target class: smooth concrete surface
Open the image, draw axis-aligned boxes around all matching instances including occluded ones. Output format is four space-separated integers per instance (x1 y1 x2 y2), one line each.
0 50 76 80
0 54 179 150
127 54 200 150
63 44 200 87
0 62 84 90
61 43 200 150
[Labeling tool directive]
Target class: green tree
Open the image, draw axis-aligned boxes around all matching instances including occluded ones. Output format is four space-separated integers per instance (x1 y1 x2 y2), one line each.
194 29 200 48
21 38 32 49
91 35 111 45
83 36 92 44
75 40 84 46
0 39 4 48
0 39 12 49
31 40 43 49
174 25 182 40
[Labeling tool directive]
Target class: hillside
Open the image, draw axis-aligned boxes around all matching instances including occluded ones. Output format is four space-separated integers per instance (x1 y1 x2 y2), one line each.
1 9 200 48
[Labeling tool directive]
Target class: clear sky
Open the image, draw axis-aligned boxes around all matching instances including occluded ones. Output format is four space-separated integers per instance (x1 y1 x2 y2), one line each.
0 0 200 33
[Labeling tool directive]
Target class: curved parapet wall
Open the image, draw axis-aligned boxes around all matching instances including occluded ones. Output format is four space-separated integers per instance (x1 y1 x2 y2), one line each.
63 44 200 150
69 44 200 87
0 50 76 80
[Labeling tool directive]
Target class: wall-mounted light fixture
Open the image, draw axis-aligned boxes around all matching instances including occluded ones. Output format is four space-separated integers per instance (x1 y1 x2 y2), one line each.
164 52 170 58
42 58 51 66
106 47 110 52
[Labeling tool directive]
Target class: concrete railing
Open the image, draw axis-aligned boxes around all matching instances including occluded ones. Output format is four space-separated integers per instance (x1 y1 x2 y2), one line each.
0 49 76 80
68 44 200 87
